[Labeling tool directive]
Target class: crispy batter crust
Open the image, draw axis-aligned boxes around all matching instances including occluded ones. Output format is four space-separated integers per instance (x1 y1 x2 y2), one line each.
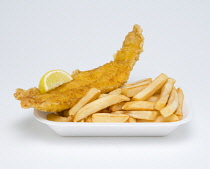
14 25 144 112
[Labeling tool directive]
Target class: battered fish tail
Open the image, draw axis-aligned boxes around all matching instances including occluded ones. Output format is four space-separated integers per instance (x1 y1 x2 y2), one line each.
114 24 144 63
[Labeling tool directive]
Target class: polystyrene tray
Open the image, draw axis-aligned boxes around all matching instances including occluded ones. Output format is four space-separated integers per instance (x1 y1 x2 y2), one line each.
34 101 191 137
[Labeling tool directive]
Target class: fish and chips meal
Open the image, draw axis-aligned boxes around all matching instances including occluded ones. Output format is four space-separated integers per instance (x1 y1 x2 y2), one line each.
14 24 184 123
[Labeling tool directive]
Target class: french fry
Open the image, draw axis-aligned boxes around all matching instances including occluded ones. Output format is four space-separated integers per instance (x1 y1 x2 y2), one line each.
111 111 126 114
165 114 179 122
147 95 159 102
92 113 129 123
154 116 165 122
122 81 150 97
113 110 159 120
122 101 155 111
56 109 72 117
123 78 152 87
56 111 64 116
85 116 92 122
46 113 72 122
177 115 183 120
127 117 136 122
167 87 175 104
124 111 158 120
98 94 108 99
74 95 130 122
156 111 162 116
100 109 111 113
109 102 125 111
154 88 162 95
136 119 154 122
69 88 101 116
160 87 179 117
63 109 70 117
174 88 184 116
132 73 168 101
154 114 179 122
155 78 176 110
108 88 122 95
79 119 85 122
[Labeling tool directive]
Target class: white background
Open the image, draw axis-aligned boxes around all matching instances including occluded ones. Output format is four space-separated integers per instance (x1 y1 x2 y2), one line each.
0 0 210 169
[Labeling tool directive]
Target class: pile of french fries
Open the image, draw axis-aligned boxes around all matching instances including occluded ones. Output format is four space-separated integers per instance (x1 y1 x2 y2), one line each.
47 73 184 123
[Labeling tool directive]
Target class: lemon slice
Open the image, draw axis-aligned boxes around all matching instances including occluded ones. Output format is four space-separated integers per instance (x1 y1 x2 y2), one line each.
38 69 73 94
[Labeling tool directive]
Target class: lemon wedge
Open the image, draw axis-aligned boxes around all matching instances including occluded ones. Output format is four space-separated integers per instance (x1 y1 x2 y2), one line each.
38 69 73 94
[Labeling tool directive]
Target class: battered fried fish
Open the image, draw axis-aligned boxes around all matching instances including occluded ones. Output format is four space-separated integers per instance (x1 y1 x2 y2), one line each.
14 24 144 112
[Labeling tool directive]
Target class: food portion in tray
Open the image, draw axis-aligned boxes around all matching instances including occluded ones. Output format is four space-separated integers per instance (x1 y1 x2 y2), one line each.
14 24 184 123
47 73 184 123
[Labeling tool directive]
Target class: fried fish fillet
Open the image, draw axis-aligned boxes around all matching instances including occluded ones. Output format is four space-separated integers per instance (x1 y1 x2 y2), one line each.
14 24 144 112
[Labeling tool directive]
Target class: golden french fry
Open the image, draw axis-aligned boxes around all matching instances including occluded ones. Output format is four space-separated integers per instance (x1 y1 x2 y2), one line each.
79 119 85 122
168 87 177 104
147 95 159 102
47 113 72 122
154 116 165 122
122 81 150 97
74 95 130 122
174 88 184 116
132 74 168 101
98 94 108 99
108 88 122 95
127 117 136 122
160 87 179 117
109 102 125 111
111 111 126 114
154 114 179 122
92 113 129 123
124 111 158 120
177 115 183 120
123 78 152 87
56 111 64 116
154 88 162 95
57 109 73 117
155 78 176 110
164 114 179 122
122 101 155 111
63 109 70 117
100 109 111 113
69 88 101 116
85 116 92 122
156 111 161 116
113 110 158 120
136 119 154 122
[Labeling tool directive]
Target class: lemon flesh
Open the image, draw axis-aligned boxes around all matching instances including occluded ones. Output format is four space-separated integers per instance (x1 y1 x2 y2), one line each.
38 69 73 94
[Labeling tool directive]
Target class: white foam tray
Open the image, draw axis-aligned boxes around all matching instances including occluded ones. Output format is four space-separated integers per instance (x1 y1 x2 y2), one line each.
34 103 191 137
